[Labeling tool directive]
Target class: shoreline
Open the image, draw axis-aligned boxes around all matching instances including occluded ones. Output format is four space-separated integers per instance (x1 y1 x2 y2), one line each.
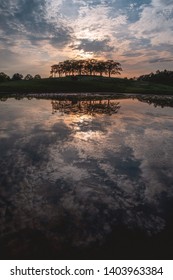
0 91 173 97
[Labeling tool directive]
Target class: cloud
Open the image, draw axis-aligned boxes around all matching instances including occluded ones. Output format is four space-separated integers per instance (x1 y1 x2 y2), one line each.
0 49 21 67
107 0 151 23
0 0 73 48
58 0 82 18
152 0 173 6
149 57 173 63
72 38 114 53
0 0 173 77
0 0 75 76
129 0 173 46
122 51 144 57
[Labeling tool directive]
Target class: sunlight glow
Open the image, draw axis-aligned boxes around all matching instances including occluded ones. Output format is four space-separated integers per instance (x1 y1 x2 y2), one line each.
74 50 94 59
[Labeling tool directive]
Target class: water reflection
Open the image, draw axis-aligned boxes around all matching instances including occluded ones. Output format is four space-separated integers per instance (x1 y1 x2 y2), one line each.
136 95 173 108
1 93 173 108
0 94 173 259
51 99 120 116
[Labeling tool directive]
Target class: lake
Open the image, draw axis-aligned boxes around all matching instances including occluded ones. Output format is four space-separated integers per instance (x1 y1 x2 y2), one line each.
0 94 173 259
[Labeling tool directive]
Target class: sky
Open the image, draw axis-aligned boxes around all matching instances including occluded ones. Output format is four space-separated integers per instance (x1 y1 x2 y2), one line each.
0 0 173 78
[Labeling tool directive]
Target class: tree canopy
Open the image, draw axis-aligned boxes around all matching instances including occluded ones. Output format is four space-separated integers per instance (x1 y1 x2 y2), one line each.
12 73 23 81
137 70 173 85
34 74 41 79
0 72 42 81
24 74 33 80
0 72 10 83
51 59 122 78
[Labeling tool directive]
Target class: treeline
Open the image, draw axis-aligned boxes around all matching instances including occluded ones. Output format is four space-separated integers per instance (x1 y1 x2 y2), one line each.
0 72 41 83
51 59 122 78
137 70 173 85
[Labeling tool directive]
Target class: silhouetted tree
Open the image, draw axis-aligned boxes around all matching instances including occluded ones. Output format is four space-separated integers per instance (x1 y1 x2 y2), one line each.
50 59 122 78
12 73 23 81
94 60 106 76
84 59 97 75
75 60 85 75
137 70 173 85
105 60 122 77
62 60 73 76
0 72 10 82
24 74 33 80
34 74 41 79
51 63 63 77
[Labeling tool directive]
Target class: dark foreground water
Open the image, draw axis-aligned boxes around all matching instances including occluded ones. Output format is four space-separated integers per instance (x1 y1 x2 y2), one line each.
0 94 173 259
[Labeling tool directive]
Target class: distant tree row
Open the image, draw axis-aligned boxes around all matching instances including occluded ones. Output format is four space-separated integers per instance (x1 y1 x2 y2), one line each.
0 72 41 83
137 69 173 85
50 59 122 78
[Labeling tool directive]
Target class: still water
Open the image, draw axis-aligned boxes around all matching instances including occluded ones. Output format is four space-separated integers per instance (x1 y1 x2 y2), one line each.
0 94 173 259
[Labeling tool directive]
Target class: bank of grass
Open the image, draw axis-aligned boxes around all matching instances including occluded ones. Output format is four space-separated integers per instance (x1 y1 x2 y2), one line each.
0 76 173 94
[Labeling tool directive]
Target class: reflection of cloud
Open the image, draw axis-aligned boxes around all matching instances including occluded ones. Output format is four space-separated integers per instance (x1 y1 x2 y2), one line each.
0 97 173 255
125 127 173 203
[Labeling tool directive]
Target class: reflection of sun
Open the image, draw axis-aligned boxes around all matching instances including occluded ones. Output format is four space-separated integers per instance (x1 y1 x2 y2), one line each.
76 130 103 142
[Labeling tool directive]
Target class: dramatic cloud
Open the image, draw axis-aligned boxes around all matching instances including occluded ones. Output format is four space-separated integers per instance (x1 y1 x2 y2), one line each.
0 0 173 77
72 38 114 53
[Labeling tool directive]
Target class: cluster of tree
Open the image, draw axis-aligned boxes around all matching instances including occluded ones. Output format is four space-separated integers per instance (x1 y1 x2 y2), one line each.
137 70 173 85
0 72 41 83
51 59 122 78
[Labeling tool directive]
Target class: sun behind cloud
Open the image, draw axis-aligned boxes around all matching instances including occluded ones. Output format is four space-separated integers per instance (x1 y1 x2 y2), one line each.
0 0 173 78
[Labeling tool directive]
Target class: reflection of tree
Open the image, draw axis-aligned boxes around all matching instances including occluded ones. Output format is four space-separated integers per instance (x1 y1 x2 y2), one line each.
0 96 8 101
137 96 173 108
51 99 121 116
1 93 173 111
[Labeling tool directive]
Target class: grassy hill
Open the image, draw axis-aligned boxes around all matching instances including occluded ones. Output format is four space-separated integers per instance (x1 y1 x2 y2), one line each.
0 76 173 94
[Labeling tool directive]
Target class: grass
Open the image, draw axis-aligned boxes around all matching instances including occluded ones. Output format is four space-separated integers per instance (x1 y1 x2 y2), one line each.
0 76 173 94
